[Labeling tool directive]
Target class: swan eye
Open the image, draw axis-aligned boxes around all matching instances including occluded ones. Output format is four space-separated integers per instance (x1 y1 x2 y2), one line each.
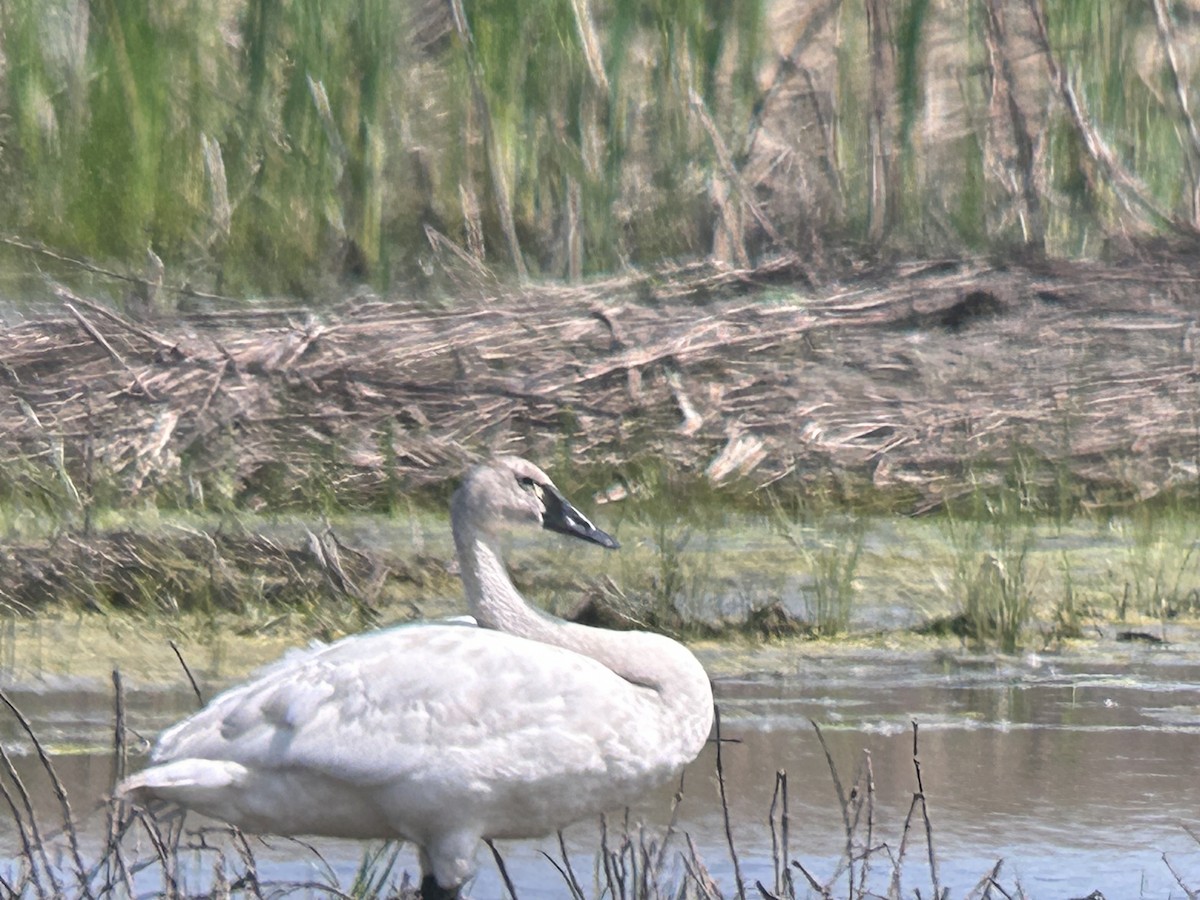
517 475 543 499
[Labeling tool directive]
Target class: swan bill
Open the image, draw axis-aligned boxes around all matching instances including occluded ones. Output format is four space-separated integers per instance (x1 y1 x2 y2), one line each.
541 485 619 549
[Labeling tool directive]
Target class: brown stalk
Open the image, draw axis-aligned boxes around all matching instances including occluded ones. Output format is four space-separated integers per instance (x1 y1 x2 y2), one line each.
0 686 91 897
968 858 1007 900
231 827 264 899
600 813 618 895
683 832 722 900
714 703 747 900
768 770 784 895
63 301 159 401
424 224 493 282
0 759 48 900
888 793 921 899
103 668 136 898
864 0 895 243
53 284 176 351
1150 0 1200 227
447 0 527 280
133 807 180 899
688 87 786 253
169 639 206 707
566 175 584 282
649 770 688 885
809 719 854 895
790 859 833 899
981 0 1043 249
909 720 942 900
1024 0 1178 232
800 65 847 217
1162 850 1200 900
860 749 876 899
545 832 586 900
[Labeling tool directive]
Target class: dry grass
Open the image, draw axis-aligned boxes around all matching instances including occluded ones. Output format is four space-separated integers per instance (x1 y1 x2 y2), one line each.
6 256 1200 521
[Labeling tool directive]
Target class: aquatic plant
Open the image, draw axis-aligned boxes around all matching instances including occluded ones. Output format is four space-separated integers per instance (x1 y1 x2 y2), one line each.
774 509 865 639
939 468 1040 654
1111 509 1200 627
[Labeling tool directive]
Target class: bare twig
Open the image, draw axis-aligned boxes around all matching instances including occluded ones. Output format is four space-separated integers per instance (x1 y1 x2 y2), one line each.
103 668 136 898
0 686 92 898
231 827 264 899
688 87 787 251
1163 851 1200 900
650 770 688 885
0 234 235 302
909 720 943 900
791 859 833 899
860 750 876 899
169 640 206 707
968 858 1007 900
62 299 160 400
0 754 49 900
810 718 853 893
544 832 586 900
714 703 747 900
683 832 723 900
768 770 784 896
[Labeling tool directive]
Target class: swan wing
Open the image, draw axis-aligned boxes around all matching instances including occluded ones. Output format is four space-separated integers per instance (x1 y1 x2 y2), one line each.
151 623 644 788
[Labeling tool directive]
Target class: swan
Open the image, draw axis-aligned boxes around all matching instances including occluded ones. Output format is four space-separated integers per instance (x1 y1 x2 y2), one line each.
119 456 714 898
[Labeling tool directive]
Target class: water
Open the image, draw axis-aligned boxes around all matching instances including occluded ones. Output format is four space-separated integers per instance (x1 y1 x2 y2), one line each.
709 646 1200 898
2 638 1199 897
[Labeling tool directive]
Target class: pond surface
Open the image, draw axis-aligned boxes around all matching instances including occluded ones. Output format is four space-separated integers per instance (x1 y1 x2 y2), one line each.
1 634 1199 898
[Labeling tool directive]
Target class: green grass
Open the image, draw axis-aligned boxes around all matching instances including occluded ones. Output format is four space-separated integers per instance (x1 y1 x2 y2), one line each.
770 494 865 638
2 439 1200 654
4 1 1200 296
1110 508 1200 624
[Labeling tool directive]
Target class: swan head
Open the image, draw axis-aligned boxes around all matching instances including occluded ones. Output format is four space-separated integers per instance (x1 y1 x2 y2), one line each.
453 457 619 549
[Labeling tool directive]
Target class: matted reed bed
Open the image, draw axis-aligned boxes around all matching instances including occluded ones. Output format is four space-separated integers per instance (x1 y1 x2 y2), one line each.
4 257 1200 516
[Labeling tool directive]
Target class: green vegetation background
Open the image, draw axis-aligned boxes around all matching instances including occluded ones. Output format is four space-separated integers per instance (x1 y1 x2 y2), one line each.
3 0 1199 297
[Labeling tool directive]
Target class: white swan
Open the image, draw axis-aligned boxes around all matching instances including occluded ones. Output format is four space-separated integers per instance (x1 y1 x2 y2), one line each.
119 457 714 898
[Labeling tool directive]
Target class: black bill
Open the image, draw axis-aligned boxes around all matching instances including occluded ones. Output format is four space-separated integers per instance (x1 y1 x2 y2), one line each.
541 485 619 549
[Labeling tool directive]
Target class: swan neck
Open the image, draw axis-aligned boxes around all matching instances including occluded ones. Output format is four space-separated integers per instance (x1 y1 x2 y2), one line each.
455 528 535 632
454 527 709 705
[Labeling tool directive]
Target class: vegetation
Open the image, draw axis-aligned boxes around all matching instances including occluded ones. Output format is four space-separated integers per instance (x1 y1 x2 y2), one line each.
1 481 1198 661
5 1 1200 295
937 470 1039 653
771 495 865 638
5 6 1200 894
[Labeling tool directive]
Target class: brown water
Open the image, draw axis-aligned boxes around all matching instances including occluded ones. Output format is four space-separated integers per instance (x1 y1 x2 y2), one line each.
2 636 1199 897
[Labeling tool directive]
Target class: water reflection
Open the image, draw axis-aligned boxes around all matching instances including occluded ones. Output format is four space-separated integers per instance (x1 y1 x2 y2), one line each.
1 647 1199 897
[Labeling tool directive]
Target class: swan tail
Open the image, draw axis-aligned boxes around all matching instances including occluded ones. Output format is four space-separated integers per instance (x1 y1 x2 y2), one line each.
117 759 249 808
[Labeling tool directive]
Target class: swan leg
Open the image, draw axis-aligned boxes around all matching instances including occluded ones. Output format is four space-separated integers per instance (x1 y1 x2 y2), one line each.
415 827 477 898
418 873 460 899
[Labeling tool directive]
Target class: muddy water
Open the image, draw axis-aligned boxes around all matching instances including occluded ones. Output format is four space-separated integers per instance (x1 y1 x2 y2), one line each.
709 645 1200 898
2 639 1199 897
